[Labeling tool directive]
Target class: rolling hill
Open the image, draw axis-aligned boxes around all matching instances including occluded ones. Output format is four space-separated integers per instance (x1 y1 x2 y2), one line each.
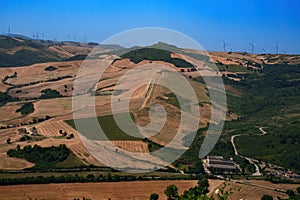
0 36 299 180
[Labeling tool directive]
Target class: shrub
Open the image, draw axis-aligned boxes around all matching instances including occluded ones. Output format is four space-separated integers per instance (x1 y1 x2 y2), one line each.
40 88 62 99
16 102 34 115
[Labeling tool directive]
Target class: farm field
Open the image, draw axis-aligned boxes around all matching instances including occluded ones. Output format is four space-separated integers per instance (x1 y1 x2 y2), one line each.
0 179 297 200
0 180 198 200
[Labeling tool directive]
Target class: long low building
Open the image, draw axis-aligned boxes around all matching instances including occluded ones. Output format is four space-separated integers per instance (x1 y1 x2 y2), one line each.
206 155 237 171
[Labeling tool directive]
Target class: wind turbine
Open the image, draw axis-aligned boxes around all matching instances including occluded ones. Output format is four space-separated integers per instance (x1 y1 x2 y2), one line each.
249 43 255 54
222 41 230 52
274 43 280 54
8 27 11 35
262 48 266 53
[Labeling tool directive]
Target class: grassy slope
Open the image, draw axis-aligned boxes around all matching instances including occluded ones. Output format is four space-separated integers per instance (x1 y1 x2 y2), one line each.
212 64 300 173
65 113 143 141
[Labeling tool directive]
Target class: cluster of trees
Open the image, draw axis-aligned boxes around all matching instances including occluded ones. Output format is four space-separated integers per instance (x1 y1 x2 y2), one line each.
2 71 17 85
16 102 34 115
59 129 75 139
0 91 12 107
7 75 73 90
7 144 70 169
121 48 194 68
0 115 51 130
0 172 193 186
40 88 62 99
180 68 198 73
19 134 32 142
261 187 300 200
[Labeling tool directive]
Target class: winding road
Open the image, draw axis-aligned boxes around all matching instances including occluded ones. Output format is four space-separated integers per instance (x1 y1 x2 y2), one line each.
230 127 267 176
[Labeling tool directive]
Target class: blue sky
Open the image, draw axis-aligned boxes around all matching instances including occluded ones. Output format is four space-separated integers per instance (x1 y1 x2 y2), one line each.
1 0 299 53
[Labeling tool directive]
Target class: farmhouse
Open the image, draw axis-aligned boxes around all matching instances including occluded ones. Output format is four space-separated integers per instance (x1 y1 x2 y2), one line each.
205 155 237 171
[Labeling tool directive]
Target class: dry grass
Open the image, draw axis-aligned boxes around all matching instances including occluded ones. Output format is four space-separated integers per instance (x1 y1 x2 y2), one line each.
9 77 74 99
0 128 35 170
208 179 299 200
34 120 102 166
0 179 296 199
0 180 197 200
112 141 149 153
0 103 22 122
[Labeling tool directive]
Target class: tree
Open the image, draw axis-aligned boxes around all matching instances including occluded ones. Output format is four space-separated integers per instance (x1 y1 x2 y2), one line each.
107 173 112 181
198 177 209 194
261 194 274 200
286 189 295 197
164 184 178 200
296 187 300 194
150 193 159 200
6 138 11 144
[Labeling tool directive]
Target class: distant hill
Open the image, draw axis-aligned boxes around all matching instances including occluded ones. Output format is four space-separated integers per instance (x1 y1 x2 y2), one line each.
0 36 62 67
0 36 124 67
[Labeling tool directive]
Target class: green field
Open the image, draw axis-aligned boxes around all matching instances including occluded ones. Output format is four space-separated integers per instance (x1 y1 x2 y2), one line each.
65 113 143 141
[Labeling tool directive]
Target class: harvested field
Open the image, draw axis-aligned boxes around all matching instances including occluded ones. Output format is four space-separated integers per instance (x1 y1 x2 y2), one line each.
208 179 299 200
0 154 34 170
0 179 296 200
112 141 149 153
2 60 81 86
34 120 102 166
222 181 290 200
0 180 198 200
9 77 74 99
0 103 22 122
0 128 35 170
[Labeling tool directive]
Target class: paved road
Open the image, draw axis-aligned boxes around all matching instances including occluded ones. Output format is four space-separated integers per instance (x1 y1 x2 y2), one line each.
230 127 267 176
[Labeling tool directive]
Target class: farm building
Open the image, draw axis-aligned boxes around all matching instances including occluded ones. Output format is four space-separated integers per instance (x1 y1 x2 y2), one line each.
205 155 237 171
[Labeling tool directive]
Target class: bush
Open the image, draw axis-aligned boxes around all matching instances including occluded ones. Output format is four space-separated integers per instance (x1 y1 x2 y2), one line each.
40 88 62 99
16 102 34 115
150 193 159 200
44 66 57 71
261 194 274 200
164 184 178 200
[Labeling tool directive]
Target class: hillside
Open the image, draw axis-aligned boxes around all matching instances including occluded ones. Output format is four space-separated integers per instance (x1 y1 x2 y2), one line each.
0 37 299 184
0 35 124 67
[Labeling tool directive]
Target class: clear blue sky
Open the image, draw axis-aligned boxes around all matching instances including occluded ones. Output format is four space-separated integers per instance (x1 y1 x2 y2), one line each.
1 0 299 54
